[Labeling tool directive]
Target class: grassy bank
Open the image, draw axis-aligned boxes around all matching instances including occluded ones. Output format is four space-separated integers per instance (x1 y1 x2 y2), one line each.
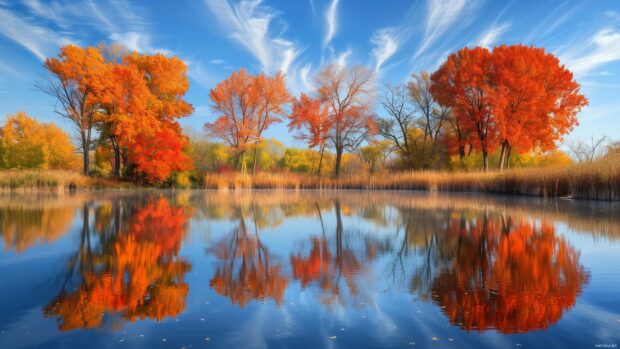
0 170 134 191
204 157 620 200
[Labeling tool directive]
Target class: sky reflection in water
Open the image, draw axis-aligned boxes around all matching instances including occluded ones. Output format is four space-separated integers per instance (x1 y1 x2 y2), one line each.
0 191 619 348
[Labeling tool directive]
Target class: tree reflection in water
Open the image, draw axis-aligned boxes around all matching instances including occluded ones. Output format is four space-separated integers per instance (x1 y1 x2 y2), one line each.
428 212 590 333
20 192 591 334
44 195 192 331
206 205 288 307
202 194 590 333
289 200 391 308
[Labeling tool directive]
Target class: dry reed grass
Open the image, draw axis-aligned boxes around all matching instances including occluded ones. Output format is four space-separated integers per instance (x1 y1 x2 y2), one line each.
204 156 620 200
0 170 134 191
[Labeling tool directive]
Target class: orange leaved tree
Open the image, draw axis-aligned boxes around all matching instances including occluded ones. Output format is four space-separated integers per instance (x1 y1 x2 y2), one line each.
297 64 378 177
92 48 193 183
492 45 587 169
205 69 290 173
38 45 107 174
288 93 332 174
430 47 497 171
431 45 587 171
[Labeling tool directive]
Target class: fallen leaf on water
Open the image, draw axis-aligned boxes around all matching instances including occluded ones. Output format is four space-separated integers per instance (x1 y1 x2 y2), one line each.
432 337 439 341
329 336 337 340
408 342 416 346
205 337 211 341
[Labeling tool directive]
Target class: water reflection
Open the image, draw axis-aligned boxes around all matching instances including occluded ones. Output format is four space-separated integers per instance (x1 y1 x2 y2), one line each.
43 196 192 331
0 191 612 343
206 208 288 307
290 201 391 308
0 198 76 252
429 215 589 333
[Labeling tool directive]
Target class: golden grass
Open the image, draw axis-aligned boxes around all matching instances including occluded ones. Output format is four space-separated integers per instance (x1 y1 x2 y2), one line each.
0 170 134 191
204 156 620 200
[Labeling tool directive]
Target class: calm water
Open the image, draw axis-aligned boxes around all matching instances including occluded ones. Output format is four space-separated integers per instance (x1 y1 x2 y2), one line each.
0 190 619 349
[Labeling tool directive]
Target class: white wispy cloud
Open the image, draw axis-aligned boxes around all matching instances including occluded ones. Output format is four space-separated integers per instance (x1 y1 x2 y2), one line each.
371 28 398 73
187 60 221 89
560 27 620 76
0 0 166 61
109 32 172 56
210 59 226 65
415 0 469 58
323 0 340 48
204 0 302 76
0 7 73 61
335 48 352 71
299 63 313 90
476 22 511 49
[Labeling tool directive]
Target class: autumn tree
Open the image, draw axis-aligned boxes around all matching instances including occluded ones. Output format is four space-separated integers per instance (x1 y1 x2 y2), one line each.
288 93 332 174
431 45 587 171
492 45 587 169
359 140 392 173
207 211 288 307
408 72 450 144
89 48 194 183
38 45 107 174
431 216 589 333
301 64 377 177
44 196 192 330
0 112 78 170
205 69 290 173
430 47 497 171
378 81 449 169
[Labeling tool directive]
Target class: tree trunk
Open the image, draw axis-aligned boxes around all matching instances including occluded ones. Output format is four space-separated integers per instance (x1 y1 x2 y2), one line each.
506 146 512 169
239 150 247 173
82 144 89 175
334 147 344 178
498 140 507 171
335 200 343 270
111 136 121 177
482 148 489 172
252 140 259 176
317 145 325 176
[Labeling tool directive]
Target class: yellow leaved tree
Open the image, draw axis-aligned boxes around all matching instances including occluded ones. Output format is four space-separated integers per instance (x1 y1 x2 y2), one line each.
0 112 79 170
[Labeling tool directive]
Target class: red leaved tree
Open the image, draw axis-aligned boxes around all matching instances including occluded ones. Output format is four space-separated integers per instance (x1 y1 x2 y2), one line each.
292 64 377 177
288 93 332 174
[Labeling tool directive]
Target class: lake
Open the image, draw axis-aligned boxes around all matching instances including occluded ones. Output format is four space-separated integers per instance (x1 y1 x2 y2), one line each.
0 190 619 348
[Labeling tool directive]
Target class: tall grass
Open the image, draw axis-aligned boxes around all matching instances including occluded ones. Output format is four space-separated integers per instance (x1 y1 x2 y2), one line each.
204 156 620 200
0 170 133 191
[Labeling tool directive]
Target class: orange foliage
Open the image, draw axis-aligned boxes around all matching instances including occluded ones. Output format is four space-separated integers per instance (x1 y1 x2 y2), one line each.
492 45 587 153
288 93 332 149
45 45 193 183
431 45 587 170
290 238 332 288
310 65 377 176
205 69 290 162
207 219 288 307
44 197 192 331
43 45 107 174
431 217 589 333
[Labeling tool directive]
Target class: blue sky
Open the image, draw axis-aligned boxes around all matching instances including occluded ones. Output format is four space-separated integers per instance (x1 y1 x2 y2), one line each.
0 0 619 147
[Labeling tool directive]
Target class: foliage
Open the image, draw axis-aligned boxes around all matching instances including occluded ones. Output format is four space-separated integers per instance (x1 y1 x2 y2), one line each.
40 45 107 174
430 45 587 171
291 65 377 177
205 69 291 172
0 112 79 170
